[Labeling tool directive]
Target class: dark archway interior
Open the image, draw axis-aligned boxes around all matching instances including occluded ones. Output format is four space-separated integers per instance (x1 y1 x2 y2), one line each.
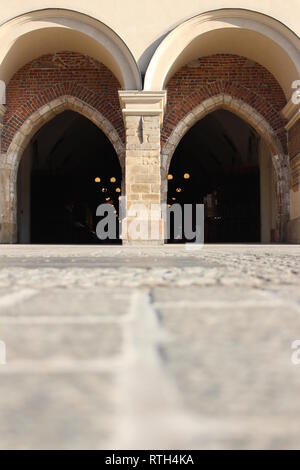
167 110 261 243
18 111 122 244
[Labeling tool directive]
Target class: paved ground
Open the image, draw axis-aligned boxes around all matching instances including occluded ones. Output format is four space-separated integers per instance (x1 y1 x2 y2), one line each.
0 244 300 449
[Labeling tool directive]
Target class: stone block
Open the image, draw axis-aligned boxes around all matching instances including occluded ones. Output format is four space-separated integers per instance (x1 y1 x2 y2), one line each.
130 183 151 193
151 184 161 193
141 193 160 202
134 174 160 184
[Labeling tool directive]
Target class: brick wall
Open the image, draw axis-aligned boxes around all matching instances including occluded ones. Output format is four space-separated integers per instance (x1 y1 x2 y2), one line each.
162 54 287 152
2 51 124 152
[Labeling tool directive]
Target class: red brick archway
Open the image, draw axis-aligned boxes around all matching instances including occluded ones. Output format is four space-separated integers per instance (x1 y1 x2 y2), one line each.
161 55 290 242
161 54 287 153
1 51 126 243
2 51 125 153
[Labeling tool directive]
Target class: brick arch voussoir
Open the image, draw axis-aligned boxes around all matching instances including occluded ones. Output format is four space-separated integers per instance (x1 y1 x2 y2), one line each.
162 81 287 152
2 82 125 154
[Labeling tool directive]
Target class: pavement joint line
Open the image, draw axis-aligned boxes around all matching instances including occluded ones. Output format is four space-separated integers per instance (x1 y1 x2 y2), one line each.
107 289 199 450
0 358 123 374
153 300 289 309
0 315 129 324
0 288 38 309
262 289 300 314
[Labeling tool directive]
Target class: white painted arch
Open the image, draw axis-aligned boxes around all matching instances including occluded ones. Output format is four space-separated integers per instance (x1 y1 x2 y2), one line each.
0 8 142 90
144 9 300 99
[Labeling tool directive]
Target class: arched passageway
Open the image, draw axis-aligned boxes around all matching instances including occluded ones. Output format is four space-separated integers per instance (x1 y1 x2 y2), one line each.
167 110 277 243
17 111 122 244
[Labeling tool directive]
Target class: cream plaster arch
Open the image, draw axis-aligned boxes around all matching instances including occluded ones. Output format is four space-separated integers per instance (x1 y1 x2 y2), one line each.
161 94 290 242
0 9 141 90
144 9 300 99
3 95 125 242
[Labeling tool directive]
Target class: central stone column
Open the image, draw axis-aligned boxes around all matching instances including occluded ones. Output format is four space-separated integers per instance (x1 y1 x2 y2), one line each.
119 91 166 244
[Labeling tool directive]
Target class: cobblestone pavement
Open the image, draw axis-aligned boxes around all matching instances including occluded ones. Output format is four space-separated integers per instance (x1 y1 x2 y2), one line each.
0 244 300 449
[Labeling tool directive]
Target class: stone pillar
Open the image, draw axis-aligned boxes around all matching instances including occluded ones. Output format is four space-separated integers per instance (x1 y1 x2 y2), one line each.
0 158 16 243
0 104 5 155
0 102 17 243
119 91 166 244
282 98 300 242
0 105 16 243
259 140 277 243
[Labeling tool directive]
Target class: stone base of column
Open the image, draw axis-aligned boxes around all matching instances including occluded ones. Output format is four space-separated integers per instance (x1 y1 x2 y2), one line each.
123 239 164 246
0 157 17 243
288 216 300 243
0 222 17 243
121 216 164 245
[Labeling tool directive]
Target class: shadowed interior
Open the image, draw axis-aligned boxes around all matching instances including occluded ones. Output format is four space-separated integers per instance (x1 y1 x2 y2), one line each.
17 111 122 244
167 110 270 243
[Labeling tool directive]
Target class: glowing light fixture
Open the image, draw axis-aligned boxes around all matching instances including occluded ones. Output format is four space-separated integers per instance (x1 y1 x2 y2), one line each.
168 174 173 180
172 197 176 201
184 173 190 179
110 177 116 183
102 188 107 193
115 187 121 193
176 187 182 193
106 197 111 201
95 177 101 183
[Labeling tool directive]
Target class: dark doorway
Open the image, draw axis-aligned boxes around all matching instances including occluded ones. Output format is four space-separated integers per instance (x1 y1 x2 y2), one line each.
18 111 122 244
167 110 261 243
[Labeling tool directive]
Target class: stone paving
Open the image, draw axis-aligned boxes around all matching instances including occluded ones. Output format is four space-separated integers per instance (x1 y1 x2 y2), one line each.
0 244 300 449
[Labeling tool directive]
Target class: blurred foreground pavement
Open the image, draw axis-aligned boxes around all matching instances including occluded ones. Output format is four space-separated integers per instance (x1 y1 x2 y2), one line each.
0 244 300 449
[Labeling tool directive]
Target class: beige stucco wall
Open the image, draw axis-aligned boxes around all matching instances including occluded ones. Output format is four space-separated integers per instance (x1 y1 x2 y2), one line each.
0 1 299 74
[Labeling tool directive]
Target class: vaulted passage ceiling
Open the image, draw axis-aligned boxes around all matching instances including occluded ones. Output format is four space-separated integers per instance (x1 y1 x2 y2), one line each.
169 109 259 182
22 111 122 243
168 110 261 243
